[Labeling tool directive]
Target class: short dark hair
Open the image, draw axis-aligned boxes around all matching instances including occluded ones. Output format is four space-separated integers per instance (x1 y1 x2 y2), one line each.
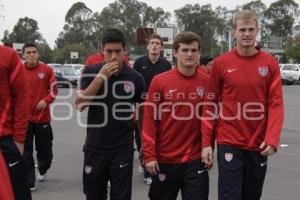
22 43 37 53
173 31 201 52
4 42 13 48
102 29 126 49
147 34 163 46
200 55 213 66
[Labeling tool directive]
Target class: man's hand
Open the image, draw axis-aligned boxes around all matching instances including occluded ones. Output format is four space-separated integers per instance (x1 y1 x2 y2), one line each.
139 149 144 165
99 61 120 78
145 161 160 175
260 141 276 156
37 100 47 110
14 141 24 155
202 146 213 170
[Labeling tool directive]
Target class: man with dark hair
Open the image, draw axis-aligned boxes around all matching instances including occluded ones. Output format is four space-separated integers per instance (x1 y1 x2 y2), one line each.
134 33 172 91
75 29 146 200
22 43 58 191
133 33 172 184
142 31 209 200
0 44 32 200
85 37 129 66
201 10 284 200
199 55 214 74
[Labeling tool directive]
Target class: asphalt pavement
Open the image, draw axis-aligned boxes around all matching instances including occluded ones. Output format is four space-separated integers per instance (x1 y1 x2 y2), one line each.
31 85 300 200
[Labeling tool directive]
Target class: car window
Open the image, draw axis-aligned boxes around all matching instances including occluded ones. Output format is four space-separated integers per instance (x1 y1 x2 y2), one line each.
74 65 83 70
282 65 290 70
56 68 62 74
62 68 76 75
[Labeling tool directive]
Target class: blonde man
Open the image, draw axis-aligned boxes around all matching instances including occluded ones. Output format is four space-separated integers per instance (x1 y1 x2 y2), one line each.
201 10 284 200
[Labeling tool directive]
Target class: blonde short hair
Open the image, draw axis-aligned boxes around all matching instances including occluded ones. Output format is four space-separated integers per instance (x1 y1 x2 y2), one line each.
233 10 258 30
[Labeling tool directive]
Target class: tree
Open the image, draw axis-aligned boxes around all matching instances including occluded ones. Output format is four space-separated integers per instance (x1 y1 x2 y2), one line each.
55 2 94 49
93 0 171 51
285 34 300 62
242 0 267 41
175 4 228 56
1 30 10 43
4 17 44 43
264 0 299 46
52 43 87 64
36 43 53 63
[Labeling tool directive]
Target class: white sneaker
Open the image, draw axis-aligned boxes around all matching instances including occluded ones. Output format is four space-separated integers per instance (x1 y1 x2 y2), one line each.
37 172 47 182
144 177 152 185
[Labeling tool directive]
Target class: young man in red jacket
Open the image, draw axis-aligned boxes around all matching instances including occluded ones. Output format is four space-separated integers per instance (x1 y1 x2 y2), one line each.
0 45 32 200
22 43 58 191
142 32 210 200
201 10 284 200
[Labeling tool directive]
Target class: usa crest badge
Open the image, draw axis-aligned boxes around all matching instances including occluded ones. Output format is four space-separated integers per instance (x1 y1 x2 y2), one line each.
225 153 233 162
158 173 166 182
38 72 45 79
196 87 205 98
258 66 268 77
124 82 133 93
85 165 92 174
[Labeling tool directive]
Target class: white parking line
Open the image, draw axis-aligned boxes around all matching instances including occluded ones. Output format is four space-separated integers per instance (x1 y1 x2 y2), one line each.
280 144 289 147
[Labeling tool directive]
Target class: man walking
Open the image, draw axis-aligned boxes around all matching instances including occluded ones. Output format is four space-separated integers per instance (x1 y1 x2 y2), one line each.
22 43 58 191
76 29 146 200
0 44 32 200
133 33 172 184
201 10 284 200
142 31 210 200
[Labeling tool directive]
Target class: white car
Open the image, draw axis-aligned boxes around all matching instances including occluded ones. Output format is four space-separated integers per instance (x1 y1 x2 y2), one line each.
280 64 300 84
280 71 293 85
63 64 84 75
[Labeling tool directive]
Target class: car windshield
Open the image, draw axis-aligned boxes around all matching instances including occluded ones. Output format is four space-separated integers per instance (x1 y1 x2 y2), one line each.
49 64 62 68
74 65 83 70
62 68 76 75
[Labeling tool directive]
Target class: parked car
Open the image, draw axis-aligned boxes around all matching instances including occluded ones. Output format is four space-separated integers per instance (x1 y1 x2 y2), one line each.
47 63 74 88
280 64 300 84
63 64 84 75
60 66 81 87
280 71 294 85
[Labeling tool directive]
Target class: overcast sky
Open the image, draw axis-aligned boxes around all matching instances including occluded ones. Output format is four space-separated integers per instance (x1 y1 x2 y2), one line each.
0 0 278 48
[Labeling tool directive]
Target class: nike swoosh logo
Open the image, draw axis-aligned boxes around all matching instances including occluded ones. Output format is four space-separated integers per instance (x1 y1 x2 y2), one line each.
120 163 129 168
169 89 177 93
228 68 237 73
43 125 48 128
9 161 20 167
197 170 206 174
260 161 267 167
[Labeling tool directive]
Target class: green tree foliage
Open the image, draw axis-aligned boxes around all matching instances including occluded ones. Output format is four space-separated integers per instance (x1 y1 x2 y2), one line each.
3 17 44 43
1 30 10 43
175 4 228 56
264 0 299 46
285 34 300 62
242 0 268 41
93 0 171 51
52 43 87 64
55 2 94 49
36 43 53 63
